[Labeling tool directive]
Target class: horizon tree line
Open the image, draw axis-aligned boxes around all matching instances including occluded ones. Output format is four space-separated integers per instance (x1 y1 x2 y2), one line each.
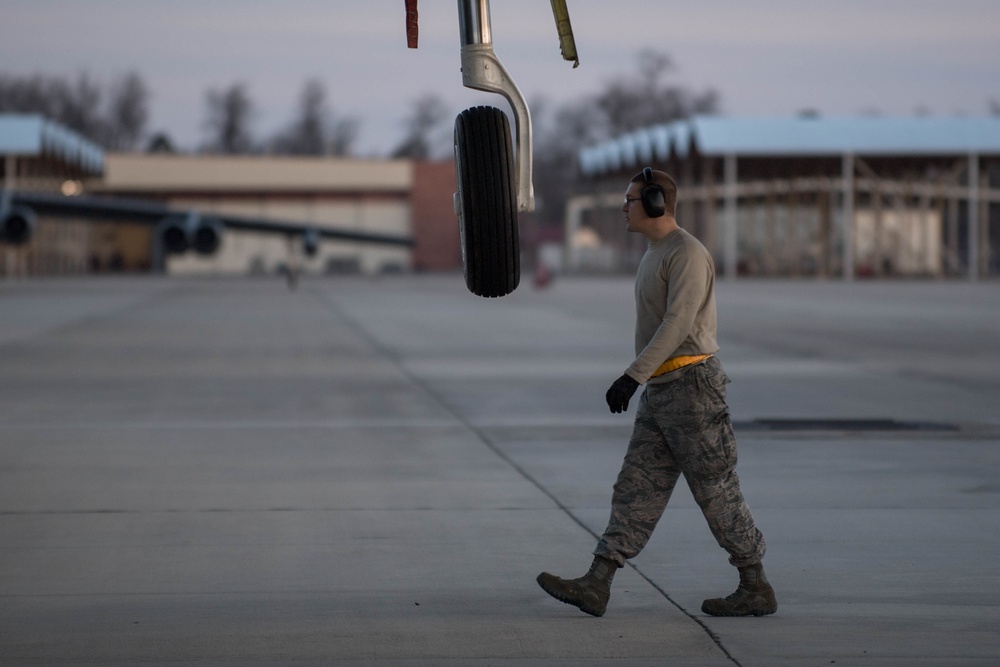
0 52 726 225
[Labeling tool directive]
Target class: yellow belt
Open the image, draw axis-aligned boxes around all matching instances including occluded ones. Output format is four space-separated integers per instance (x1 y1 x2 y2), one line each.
650 354 712 378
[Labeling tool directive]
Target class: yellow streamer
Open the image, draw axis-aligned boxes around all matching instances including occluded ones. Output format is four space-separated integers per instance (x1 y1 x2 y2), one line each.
550 0 579 68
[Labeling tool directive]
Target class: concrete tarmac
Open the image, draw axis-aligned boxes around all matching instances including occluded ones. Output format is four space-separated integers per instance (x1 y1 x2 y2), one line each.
1 274 998 666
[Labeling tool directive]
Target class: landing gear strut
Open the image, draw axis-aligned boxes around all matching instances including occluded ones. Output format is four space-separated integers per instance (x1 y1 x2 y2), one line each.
408 0 579 297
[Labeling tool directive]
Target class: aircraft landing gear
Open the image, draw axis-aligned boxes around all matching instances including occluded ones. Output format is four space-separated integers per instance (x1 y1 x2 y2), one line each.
409 0 578 297
453 0 534 298
454 106 519 298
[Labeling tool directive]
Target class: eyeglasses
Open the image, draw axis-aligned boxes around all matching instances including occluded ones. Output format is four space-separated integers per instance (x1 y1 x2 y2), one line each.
623 196 643 207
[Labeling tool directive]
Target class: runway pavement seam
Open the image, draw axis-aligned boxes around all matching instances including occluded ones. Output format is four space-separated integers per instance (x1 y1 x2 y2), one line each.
5 277 997 663
0 418 460 430
313 286 744 667
894 367 1000 398
6 419 999 437
0 507 559 516
721 318 1000 403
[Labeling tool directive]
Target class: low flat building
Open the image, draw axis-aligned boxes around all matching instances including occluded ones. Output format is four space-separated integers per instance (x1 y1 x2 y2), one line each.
574 115 1000 280
89 153 415 277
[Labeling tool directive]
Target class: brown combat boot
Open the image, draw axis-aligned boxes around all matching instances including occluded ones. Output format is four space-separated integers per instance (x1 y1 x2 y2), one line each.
537 556 617 617
701 562 777 617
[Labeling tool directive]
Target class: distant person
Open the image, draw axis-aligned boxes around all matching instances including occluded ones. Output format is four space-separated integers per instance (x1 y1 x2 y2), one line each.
537 168 776 618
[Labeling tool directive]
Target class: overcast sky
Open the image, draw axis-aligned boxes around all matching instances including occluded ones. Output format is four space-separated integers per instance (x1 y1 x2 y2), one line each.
2 1 998 156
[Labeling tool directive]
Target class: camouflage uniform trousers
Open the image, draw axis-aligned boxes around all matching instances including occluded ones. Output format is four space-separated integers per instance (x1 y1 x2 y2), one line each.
594 356 766 569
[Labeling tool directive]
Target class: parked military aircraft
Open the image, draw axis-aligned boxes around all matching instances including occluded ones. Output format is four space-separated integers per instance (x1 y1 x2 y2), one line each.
0 188 414 288
2 1 576 297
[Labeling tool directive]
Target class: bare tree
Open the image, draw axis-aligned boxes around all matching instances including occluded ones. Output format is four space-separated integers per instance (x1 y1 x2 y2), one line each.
1 73 101 140
53 73 105 142
328 117 360 157
0 71 151 151
202 82 255 154
391 94 450 159
146 131 176 153
595 49 717 136
105 72 149 151
0 73 58 117
530 49 719 227
271 79 328 155
270 79 360 157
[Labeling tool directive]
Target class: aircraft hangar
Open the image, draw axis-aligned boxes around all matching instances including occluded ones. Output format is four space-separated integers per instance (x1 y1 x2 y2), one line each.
572 115 1000 280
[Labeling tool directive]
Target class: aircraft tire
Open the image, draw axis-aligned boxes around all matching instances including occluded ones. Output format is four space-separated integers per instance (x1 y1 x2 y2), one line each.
454 106 520 298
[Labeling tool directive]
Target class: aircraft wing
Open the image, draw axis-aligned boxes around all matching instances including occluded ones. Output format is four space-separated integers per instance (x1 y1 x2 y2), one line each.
1 190 416 253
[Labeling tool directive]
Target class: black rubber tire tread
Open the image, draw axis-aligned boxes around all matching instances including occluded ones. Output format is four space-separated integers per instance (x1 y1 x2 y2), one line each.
454 106 519 298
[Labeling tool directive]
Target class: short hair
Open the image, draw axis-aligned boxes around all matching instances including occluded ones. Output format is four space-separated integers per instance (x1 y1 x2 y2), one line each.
630 168 678 217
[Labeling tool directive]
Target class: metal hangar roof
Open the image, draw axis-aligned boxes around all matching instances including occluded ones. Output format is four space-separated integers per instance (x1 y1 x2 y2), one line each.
579 115 1000 177
0 114 104 176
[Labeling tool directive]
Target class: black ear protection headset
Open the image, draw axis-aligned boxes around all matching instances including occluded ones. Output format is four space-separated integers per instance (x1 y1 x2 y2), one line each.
640 167 666 218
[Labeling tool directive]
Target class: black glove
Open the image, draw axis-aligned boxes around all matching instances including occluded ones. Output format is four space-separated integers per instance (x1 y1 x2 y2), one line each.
605 374 640 414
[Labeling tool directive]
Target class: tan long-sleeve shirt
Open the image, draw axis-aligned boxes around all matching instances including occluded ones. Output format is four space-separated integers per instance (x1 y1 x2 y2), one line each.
625 227 719 385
